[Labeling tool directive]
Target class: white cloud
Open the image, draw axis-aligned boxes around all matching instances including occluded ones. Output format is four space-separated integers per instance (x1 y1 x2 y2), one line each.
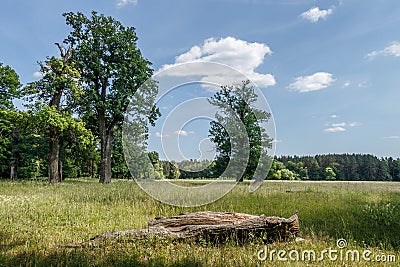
155 132 169 138
332 122 346 127
157 37 276 88
330 115 338 118
300 7 333 23
33 71 43 78
383 136 400 140
175 130 194 136
289 72 335 93
116 0 137 7
368 42 400 58
324 126 346 133
324 121 361 133
347 122 361 127
343 81 351 87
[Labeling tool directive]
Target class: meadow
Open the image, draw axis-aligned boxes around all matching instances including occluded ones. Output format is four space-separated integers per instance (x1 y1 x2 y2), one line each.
0 179 399 266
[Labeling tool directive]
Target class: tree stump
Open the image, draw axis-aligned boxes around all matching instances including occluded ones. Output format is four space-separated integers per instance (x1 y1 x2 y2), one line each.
67 211 299 247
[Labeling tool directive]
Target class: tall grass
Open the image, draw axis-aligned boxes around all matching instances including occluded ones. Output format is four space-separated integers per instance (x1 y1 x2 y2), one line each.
0 179 399 266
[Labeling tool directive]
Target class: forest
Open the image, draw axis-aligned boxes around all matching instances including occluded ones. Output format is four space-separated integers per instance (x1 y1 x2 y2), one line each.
171 154 400 181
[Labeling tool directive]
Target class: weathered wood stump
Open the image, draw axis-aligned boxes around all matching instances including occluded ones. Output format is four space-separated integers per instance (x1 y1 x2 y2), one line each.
67 211 299 247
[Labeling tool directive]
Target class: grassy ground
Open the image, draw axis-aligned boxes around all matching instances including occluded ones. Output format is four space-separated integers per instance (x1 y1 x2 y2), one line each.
0 178 399 266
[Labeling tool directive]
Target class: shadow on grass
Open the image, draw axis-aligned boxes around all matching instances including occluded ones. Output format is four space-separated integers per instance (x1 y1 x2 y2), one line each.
0 248 204 267
0 231 26 251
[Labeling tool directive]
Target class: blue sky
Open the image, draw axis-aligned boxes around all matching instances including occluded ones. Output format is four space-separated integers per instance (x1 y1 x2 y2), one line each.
1 0 400 159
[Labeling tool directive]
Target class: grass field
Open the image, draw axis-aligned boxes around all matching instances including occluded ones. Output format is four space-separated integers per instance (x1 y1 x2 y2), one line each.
0 179 399 266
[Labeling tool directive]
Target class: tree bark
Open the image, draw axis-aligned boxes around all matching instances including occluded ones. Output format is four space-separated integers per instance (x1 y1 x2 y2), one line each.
98 108 113 183
46 43 72 183
49 129 61 183
58 158 63 181
103 130 113 183
67 211 299 247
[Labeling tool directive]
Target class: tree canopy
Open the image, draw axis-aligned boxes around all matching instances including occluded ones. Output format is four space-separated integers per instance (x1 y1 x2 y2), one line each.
208 80 272 182
0 63 21 109
63 11 156 183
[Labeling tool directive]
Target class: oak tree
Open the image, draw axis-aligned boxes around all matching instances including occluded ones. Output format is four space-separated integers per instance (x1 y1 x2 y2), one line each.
24 44 87 183
64 11 155 183
208 81 272 182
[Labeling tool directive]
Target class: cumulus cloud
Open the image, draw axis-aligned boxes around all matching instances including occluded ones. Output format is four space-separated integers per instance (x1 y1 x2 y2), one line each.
332 122 346 127
116 0 137 7
324 126 346 133
33 71 43 78
330 114 338 118
300 7 333 23
289 72 335 93
157 37 276 88
367 42 400 58
324 121 360 133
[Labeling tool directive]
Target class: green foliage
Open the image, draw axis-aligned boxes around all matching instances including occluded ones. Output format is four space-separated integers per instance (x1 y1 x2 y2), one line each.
0 107 96 180
0 109 43 179
178 159 217 178
162 160 181 179
0 62 21 109
0 110 13 177
64 10 153 121
32 106 93 148
148 151 164 179
267 160 298 180
325 167 336 180
23 56 82 108
208 80 272 182
21 44 88 183
275 154 399 181
63 11 157 183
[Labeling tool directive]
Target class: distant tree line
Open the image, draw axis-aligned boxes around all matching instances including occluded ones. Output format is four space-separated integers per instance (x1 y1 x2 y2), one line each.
148 154 400 182
274 154 400 181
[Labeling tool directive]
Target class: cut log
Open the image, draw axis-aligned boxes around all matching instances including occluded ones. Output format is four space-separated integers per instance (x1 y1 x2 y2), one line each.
66 211 299 247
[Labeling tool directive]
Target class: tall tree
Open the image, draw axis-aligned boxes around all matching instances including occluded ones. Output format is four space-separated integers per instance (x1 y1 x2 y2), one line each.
0 62 21 110
208 80 272 182
64 11 155 183
23 44 83 183
0 62 21 180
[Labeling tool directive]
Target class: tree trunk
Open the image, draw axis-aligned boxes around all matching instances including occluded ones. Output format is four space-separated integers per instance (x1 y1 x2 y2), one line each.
67 211 299 247
58 158 63 181
103 131 113 183
10 127 19 181
45 43 72 183
97 74 114 184
99 110 113 183
146 211 299 243
49 129 61 183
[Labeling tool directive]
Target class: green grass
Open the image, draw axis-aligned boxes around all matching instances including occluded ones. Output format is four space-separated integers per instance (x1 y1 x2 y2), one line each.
0 179 399 266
